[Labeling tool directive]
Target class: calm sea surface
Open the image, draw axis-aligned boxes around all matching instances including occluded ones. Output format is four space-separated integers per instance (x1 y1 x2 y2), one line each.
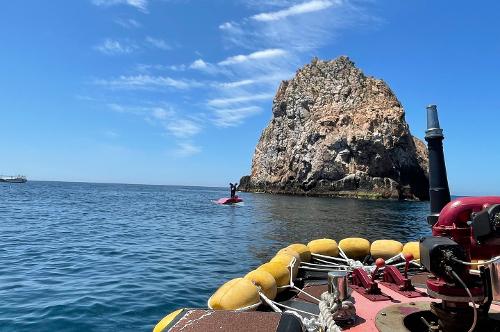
0 181 431 331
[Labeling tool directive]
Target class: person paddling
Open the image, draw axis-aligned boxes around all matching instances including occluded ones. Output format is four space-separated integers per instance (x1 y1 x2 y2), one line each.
229 183 238 198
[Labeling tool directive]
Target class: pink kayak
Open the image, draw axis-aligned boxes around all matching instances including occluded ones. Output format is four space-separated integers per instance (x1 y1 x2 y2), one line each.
216 196 243 204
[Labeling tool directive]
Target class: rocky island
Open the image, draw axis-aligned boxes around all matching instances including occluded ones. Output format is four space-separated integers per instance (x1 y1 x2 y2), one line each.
239 56 429 200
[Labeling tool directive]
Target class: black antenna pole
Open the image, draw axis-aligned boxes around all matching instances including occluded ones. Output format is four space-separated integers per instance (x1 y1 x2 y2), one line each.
425 105 451 226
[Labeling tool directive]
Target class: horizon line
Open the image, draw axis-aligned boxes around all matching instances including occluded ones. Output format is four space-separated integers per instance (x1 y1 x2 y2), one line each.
23 179 227 189
12 179 480 197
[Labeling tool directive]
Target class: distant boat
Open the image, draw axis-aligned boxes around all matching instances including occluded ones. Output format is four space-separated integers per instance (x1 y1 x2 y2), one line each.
0 175 27 183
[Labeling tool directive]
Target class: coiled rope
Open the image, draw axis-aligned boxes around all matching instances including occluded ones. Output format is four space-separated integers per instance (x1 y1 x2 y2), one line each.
299 290 355 332
260 289 354 332
258 257 357 331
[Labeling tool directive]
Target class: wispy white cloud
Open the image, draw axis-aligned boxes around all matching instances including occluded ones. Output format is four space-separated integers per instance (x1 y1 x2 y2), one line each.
212 106 262 127
219 22 235 30
92 0 148 12
135 63 188 72
105 102 201 156
190 59 208 70
151 107 171 120
217 79 256 88
251 0 336 21
217 21 249 48
207 93 273 108
241 0 298 8
168 64 187 71
215 71 293 89
222 0 374 53
174 142 201 157
166 119 202 138
218 48 287 65
136 63 167 72
114 18 141 28
107 103 174 119
146 36 171 50
95 39 137 55
188 58 222 75
95 75 200 90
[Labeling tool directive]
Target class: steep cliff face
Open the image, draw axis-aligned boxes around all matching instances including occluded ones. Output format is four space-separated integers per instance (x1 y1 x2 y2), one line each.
239 56 429 200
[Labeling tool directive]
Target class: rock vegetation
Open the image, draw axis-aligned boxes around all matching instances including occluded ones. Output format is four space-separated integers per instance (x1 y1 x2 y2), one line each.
239 56 429 200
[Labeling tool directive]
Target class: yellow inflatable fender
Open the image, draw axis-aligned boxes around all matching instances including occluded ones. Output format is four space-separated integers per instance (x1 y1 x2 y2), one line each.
244 269 277 300
271 254 299 280
339 238 371 259
402 241 420 260
371 239 403 260
257 262 290 292
153 308 184 332
307 238 339 257
208 278 260 310
287 243 311 262
277 248 302 265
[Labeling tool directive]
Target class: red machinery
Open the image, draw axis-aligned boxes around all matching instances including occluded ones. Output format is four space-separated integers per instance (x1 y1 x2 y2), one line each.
433 197 500 259
420 105 500 331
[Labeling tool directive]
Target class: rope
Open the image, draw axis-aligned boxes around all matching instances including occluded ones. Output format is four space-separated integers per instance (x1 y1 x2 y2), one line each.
299 266 350 272
311 253 348 263
313 248 364 270
451 270 477 332
344 258 364 270
310 258 350 268
385 253 403 265
317 291 355 332
259 292 282 312
392 260 421 268
318 292 340 332
273 302 318 317
260 285 356 332
288 257 323 304
338 247 348 260
291 284 321 303
267 298 319 317
260 285 355 331
452 256 500 266
302 261 347 268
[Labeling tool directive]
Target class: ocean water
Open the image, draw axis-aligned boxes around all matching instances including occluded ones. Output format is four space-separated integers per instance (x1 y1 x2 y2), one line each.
0 181 431 331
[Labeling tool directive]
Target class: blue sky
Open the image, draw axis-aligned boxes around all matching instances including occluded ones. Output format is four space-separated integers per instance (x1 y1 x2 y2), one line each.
1 0 499 195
